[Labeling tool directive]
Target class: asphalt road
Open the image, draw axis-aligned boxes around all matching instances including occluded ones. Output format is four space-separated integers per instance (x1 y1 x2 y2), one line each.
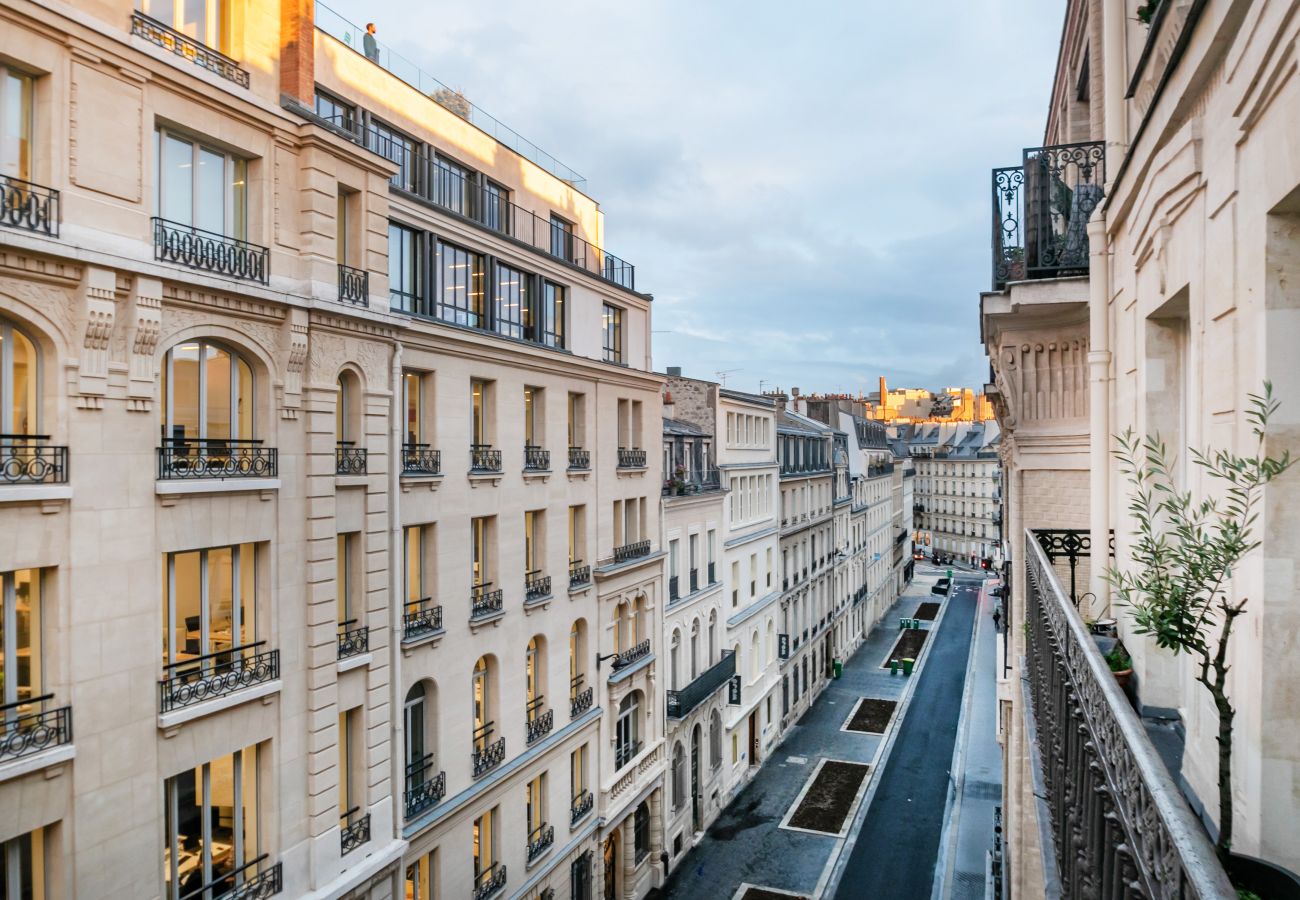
834 576 981 900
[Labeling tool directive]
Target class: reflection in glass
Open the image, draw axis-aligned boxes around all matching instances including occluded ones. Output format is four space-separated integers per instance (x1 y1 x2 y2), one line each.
0 321 37 435
163 744 258 900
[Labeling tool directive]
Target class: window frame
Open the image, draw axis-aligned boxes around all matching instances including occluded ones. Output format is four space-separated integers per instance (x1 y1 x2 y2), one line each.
602 303 624 364
154 126 247 240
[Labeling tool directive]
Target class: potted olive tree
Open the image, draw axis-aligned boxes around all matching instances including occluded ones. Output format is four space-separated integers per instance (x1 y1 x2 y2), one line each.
1107 384 1296 891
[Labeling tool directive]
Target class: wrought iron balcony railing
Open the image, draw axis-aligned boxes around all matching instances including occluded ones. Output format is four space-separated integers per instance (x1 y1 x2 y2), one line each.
152 217 269 284
472 862 507 900
404 754 446 819
527 823 555 862
617 447 647 468
339 807 370 855
336 621 368 660
612 639 651 671
1023 530 1234 898
1033 528 1115 606
525 708 554 745
159 641 279 713
992 141 1105 291
0 435 68 485
0 694 72 763
337 263 368 306
401 442 441 476
183 854 282 900
470 443 502 472
0 175 60 237
523 445 550 471
568 560 591 589
667 650 735 718
571 789 594 825
472 731 506 778
403 598 443 642
568 446 590 469
668 575 680 602
611 540 651 564
471 584 504 620
335 441 367 475
570 685 593 719
130 11 250 86
663 467 722 496
157 438 277 480
525 571 551 601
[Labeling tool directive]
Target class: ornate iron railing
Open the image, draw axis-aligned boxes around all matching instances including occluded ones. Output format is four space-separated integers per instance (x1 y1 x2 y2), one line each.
568 560 591 589
570 685 593 719
571 789 594 824
662 468 722 496
401 442 441 476
0 694 72 763
471 584 504 620
617 447 647 468
992 141 1105 291
472 862 507 900
612 540 651 564
527 823 554 862
337 263 368 306
152 217 268 284
568 447 590 469
612 639 651 671
159 642 279 713
470 443 502 472
525 708 554 745
472 732 506 778
335 441 367 475
0 435 68 484
525 572 551 601
336 621 368 660
524 445 550 471
178 855 282 900
667 650 735 718
1023 530 1234 899
157 438 277 480
404 755 446 819
402 598 443 641
130 11 250 86
339 808 370 855
1033 528 1115 607
0 175 60 237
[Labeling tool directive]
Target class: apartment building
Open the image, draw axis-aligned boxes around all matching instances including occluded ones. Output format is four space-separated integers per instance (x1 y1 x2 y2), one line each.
0 3 665 900
982 0 1300 895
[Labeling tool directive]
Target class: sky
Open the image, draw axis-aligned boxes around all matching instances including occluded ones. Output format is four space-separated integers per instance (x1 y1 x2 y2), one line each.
360 0 1065 396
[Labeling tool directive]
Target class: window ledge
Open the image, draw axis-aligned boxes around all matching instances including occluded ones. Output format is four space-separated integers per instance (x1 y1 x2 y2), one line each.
468 471 504 488
335 474 370 489
522 469 551 482
401 629 446 654
469 610 506 631
400 474 443 492
607 652 656 685
523 594 553 613
568 582 593 597
158 679 281 732
0 484 72 507
615 467 647 478
156 478 280 500
525 841 555 870
566 468 591 481
337 651 372 674
0 743 75 784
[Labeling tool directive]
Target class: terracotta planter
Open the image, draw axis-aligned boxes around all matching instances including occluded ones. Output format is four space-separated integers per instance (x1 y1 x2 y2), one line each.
1110 667 1133 690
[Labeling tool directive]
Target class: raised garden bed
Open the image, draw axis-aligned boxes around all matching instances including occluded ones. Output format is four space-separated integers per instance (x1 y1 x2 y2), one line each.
881 628 928 669
786 760 871 835
739 889 811 900
845 697 897 734
914 601 941 621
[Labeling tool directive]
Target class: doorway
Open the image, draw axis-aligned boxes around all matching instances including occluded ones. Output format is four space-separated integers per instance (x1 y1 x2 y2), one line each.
691 723 702 833
748 710 760 766
602 832 618 900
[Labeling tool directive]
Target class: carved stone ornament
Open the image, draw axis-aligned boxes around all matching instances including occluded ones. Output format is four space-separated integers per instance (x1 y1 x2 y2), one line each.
281 308 309 419
77 266 118 404
128 276 163 408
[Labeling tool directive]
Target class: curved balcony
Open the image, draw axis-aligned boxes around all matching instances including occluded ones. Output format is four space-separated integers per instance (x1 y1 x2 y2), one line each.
471 584 504 620
0 435 68 485
157 438 277 480
0 694 72 764
158 642 279 713
152 217 268 284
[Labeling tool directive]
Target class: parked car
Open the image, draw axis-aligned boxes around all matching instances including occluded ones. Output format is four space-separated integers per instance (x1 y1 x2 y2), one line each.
913 551 926 561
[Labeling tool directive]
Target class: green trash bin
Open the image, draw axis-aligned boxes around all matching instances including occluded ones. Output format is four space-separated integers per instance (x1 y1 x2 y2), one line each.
833 659 843 679
890 658 899 676
902 657 915 676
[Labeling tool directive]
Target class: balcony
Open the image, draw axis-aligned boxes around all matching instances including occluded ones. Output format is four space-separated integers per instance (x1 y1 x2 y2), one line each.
992 141 1105 291
186 855 282 900
0 695 72 764
611 540 651 564
524 445 550 471
689 569 699 592
571 789 594 825
470 444 502 473
472 863 507 900
663 467 722 497
527 823 555 863
615 738 642 770
617 448 647 469
525 571 551 601
1022 530 1233 896
568 560 591 589
470 584 504 621
867 462 896 478
525 708 554 745
336 621 368 660
779 461 832 477
708 561 716 584
130 11 250 87
0 176 60 237
1 436 68 485
339 807 370 855
158 642 279 713
568 447 590 470
668 575 680 602
402 443 441 476
667 650 735 719
335 442 367 475
570 686 593 719
403 598 443 642
337 263 368 306
152 218 269 284
404 754 447 819
611 639 651 671
472 728 506 778
157 438 277 480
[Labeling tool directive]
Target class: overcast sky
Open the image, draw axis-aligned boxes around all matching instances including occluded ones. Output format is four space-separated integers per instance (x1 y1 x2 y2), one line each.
360 0 1064 395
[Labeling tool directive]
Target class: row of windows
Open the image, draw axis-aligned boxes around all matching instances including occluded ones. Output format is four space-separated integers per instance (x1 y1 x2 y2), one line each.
731 473 773 525
725 412 771 448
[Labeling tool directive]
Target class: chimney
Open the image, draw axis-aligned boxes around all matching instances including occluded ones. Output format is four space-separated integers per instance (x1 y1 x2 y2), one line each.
791 387 800 398
280 0 316 105
667 366 682 377
879 375 887 404
662 390 675 418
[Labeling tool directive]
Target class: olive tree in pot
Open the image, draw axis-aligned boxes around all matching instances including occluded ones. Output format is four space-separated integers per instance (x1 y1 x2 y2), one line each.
1106 384 1294 878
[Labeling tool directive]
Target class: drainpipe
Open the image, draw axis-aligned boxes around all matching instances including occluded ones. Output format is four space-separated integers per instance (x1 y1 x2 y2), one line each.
1102 0 1130 162
387 340 404 845
1087 216 1111 618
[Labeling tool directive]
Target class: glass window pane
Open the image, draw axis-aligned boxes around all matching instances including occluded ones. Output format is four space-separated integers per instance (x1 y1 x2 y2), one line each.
7 325 37 434
197 147 225 235
170 551 201 665
162 135 195 226
206 546 233 656
1 71 34 180
236 355 253 441
205 344 232 441
230 158 247 241
208 752 237 885
238 543 255 648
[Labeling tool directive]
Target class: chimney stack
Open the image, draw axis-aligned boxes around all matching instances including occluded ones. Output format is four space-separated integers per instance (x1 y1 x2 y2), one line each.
879 375 887 403
667 366 682 377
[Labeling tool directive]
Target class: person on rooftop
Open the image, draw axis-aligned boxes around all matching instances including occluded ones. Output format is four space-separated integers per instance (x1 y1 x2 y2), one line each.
363 22 379 62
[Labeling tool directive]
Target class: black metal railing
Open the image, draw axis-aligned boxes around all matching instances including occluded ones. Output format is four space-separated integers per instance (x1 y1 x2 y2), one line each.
152 217 269 284
568 560 591 589
612 639 651 671
0 435 68 484
159 642 279 713
570 685 593 719
663 467 722 496
667 650 735 718
568 446 590 469
779 461 832 476
337 263 368 306
403 598 443 642
524 445 550 471
611 540 651 564
1033 528 1115 606
689 568 699 593
525 708 554 745
177 855 282 900
472 863 507 900
338 807 370 855
668 575 680 601
527 823 555 862
336 621 368 660
335 441 367 475
472 729 506 778
992 141 1105 291
571 789 594 824
404 754 446 819
402 442 441 476
470 443 502 472
130 11 250 86
471 584 504 620
708 562 716 584
157 438 277 480
0 175 60 237
617 447 647 468
867 462 896 478
0 694 72 763
615 738 642 770
525 571 551 601
1023 531 1234 898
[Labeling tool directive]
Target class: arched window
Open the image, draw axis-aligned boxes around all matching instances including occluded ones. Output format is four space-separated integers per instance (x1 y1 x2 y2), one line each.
160 339 254 442
615 691 641 769
767 619 776 665
569 619 588 709
708 611 717 663
526 635 546 723
404 681 442 817
669 629 681 691
0 319 38 435
689 619 700 679
472 656 494 753
671 742 686 810
633 801 651 862
750 631 760 681
709 709 722 769
614 601 629 652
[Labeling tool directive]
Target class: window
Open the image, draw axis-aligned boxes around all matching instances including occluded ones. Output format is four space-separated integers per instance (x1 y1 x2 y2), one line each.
155 128 247 239
143 0 229 50
541 282 566 349
388 223 423 314
568 505 586 566
163 744 259 900
568 393 586 449
730 561 739 607
0 828 45 900
709 711 723 770
313 88 355 132
472 806 499 890
401 371 424 446
633 802 650 863
163 544 255 668
471 517 492 589
525 774 547 840
0 68 34 180
434 155 473 216
526 635 545 721
615 691 641 768
602 304 623 364
571 744 587 802
472 657 494 751
481 179 508 233
471 379 492 447
549 215 574 261
569 619 587 702
404 681 435 800
669 629 680 690
523 387 542 449
435 240 486 327
671 742 686 809
337 532 357 624
369 120 418 192
0 319 37 436
0 569 41 707
160 340 254 445
339 706 362 824
405 849 437 900
403 525 428 606
493 261 528 340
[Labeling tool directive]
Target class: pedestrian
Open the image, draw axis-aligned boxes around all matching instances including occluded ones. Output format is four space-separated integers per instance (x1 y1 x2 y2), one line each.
363 22 379 62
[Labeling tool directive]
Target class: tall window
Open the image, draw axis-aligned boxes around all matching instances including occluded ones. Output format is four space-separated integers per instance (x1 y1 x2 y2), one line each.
401 371 423 446
709 710 722 769
313 88 355 132
0 829 44 900
403 525 428 606
549 215 574 261
160 341 254 444
369 120 417 192
471 380 490 447
0 568 41 708
481 179 508 233
524 510 543 578
671 742 686 809
337 533 356 624
493 262 527 340
472 806 499 890
568 505 585 566
388 223 422 314
143 0 229 50
404 849 436 900
163 744 259 900
523 388 541 448
338 707 361 823
404 681 434 795
472 657 493 751
570 744 587 802
615 691 641 768
0 68 34 180
525 773 546 835
541 282 566 349
434 156 473 215
569 620 586 703
525 636 544 721
435 240 486 327
0 319 37 435
471 517 491 588
568 393 585 448
602 304 623 364
155 128 246 239
163 544 255 667
633 801 650 862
